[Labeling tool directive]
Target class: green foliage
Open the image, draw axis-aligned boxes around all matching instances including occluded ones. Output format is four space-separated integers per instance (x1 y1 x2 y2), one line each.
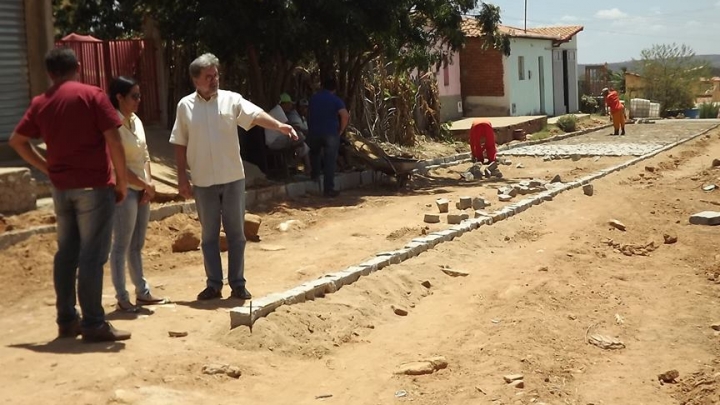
699 102 720 119
638 43 710 112
475 3 511 56
555 114 578 133
52 0 143 39
579 95 599 114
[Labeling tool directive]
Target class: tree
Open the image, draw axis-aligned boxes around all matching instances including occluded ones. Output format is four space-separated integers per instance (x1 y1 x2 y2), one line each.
638 43 709 113
475 2 510 56
53 0 143 39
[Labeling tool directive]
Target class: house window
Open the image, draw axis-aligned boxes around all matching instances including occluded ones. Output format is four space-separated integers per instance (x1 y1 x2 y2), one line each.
443 64 450 87
518 56 525 80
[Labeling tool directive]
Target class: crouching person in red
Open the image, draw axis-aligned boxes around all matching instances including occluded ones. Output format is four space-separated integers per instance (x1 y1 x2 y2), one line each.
469 119 497 164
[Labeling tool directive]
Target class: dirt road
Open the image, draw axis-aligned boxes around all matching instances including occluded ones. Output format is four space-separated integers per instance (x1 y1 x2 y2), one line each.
0 123 719 405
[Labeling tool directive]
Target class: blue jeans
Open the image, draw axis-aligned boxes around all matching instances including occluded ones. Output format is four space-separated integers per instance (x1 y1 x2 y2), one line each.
52 187 115 328
110 189 151 302
193 179 246 291
308 135 340 193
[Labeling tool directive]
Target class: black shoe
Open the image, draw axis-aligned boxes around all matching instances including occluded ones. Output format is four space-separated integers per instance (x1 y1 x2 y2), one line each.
323 190 340 198
231 287 252 300
57 317 81 339
81 321 131 343
197 286 222 300
621 129 626 135
613 130 619 136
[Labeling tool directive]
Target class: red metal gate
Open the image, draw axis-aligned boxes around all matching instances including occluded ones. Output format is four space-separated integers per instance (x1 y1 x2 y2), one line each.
55 34 160 124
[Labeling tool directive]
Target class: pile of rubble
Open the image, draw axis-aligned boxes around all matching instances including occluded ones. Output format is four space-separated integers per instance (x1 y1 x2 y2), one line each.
423 196 492 225
461 160 511 181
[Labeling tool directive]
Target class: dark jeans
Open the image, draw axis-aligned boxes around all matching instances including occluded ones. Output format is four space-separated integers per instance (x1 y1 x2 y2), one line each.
52 187 115 328
308 135 340 193
193 179 247 291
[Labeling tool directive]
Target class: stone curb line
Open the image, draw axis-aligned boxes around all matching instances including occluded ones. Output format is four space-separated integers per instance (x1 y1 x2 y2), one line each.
228 123 719 328
0 152 477 251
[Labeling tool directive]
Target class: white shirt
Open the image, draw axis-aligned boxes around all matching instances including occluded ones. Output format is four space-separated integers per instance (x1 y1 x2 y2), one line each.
169 90 263 187
118 111 150 190
264 104 288 146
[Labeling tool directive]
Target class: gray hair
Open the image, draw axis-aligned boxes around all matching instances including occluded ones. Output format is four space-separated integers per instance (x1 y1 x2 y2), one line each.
189 53 220 78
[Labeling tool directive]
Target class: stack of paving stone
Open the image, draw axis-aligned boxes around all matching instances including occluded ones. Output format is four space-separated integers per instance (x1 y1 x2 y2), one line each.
497 179 550 202
461 161 505 181
424 196 492 224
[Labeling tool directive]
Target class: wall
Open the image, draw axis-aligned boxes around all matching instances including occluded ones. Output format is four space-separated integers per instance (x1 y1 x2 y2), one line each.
507 38 554 116
459 37 509 116
435 50 463 121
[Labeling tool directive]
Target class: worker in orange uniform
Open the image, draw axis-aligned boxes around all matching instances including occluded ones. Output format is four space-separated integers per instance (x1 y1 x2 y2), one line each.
602 87 625 136
469 119 497 163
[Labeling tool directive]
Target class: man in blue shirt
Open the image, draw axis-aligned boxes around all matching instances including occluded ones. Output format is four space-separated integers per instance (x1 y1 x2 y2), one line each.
307 77 350 197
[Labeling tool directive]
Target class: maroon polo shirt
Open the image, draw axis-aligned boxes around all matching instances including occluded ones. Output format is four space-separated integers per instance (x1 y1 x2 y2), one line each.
14 81 122 190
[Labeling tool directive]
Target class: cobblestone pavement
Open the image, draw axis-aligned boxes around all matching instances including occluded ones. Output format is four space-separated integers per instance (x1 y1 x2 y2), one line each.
500 120 719 157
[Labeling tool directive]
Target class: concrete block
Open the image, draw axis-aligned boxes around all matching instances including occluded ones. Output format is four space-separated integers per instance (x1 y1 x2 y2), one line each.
304 180 322 195
149 204 182 222
424 213 441 223
689 211 720 226
286 182 307 198
229 306 256 328
360 171 374 185
436 198 450 213
334 266 364 286
358 255 392 272
301 278 336 299
458 196 472 210
277 287 308 305
180 202 197 214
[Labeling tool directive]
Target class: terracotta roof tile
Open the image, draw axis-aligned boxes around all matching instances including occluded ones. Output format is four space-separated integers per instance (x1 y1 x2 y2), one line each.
461 17 583 42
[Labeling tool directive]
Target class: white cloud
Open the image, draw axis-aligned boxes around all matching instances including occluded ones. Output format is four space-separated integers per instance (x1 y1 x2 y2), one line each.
560 15 578 22
595 8 628 20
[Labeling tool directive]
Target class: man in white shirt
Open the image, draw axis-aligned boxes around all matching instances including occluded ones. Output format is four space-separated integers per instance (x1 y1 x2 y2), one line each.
170 53 297 301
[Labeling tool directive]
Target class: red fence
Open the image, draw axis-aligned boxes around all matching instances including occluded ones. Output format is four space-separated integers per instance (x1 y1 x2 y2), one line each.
55 37 161 124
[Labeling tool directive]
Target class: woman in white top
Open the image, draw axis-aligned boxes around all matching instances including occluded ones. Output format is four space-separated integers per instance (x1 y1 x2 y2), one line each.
108 77 166 312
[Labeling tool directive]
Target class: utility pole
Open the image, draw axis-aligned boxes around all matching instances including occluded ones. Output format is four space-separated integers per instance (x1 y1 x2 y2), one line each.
524 0 528 31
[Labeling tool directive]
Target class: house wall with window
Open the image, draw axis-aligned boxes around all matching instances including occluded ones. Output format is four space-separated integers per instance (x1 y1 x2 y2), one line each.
506 38 554 116
435 53 463 122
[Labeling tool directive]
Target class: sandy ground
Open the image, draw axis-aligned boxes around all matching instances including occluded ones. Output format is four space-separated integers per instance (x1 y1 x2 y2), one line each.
0 124 719 405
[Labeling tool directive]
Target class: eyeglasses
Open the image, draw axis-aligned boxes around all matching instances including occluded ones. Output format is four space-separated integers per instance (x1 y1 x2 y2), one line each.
130 93 142 100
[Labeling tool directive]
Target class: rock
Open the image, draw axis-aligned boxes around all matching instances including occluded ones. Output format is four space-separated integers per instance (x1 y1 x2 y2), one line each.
503 374 524 383
645 166 657 173
689 211 720 226
663 233 678 244
516 163 524 169
468 165 485 178
277 219 303 232
583 184 594 196
392 305 409 316
571 154 581 161
516 186 531 195
219 232 228 252
703 184 717 192
172 227 200 252
587 334 625 350
441 266 469 277
487 162 498 172
424 213 441 224
657 370 679 384
394 357 448 376
259 244 286 251
461 172 474 181
202 364 227 376
472 197 489 210
538 266 549 272
244 213 262 239
712 158 720 167
225 366 242 379
168 331 188 338
550 174 562 183
421 280 432 288
458 196 472 210
711 323 720 331
510 380 525 389
499 194 513 202
529 179 544 188
436 198 450 213
609 219 627 231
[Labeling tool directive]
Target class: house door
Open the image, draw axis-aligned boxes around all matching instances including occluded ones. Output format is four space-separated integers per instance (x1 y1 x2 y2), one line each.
0 0 31 141
538 56 546 115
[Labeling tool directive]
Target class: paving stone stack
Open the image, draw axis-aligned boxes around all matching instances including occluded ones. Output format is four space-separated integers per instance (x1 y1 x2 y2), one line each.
0 168 37 214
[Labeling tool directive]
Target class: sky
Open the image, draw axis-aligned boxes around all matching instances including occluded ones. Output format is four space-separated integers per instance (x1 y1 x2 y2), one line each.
474 0 720 64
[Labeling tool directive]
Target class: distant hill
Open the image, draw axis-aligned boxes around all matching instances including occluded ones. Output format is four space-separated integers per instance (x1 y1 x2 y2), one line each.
579 54 720 75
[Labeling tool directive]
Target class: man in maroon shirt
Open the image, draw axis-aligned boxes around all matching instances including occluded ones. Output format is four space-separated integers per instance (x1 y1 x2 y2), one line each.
9 47 132 342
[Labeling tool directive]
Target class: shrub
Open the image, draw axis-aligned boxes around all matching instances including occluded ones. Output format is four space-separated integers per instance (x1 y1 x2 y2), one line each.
555 114 578 132
698 102 720 119
579 94 598 114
